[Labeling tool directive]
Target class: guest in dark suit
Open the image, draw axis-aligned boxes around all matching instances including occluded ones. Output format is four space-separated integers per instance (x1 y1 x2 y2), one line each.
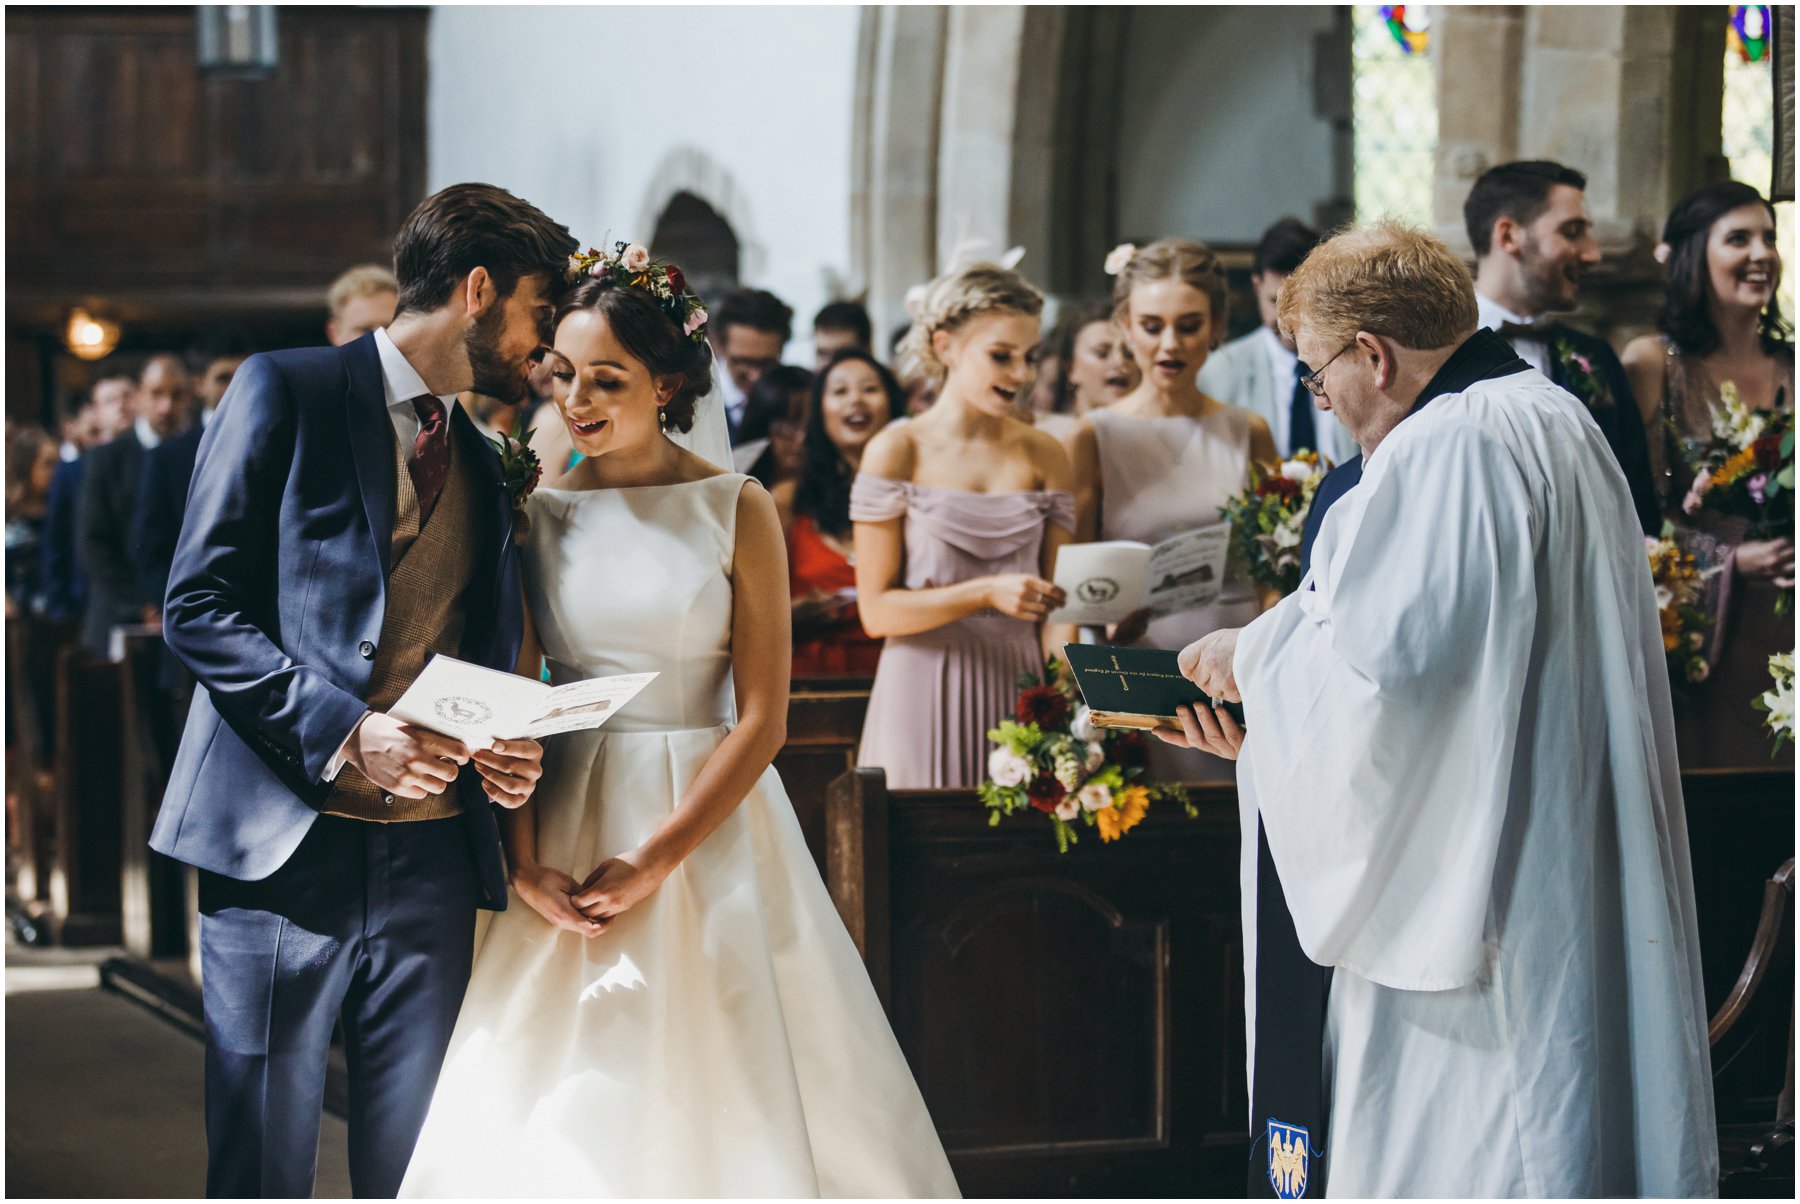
132 345 248 620
1466 159 1660 533
148 183 574 1199
42 375 136 625
74 354 192 656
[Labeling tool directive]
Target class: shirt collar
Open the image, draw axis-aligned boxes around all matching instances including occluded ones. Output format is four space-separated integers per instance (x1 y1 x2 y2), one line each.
1258 324 1298 374
1474 290 1537 333
373 326 453 412
133 415 163 450
1411 327 1533 416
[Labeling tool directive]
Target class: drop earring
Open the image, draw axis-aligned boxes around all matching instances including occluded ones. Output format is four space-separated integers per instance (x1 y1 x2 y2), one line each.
658 404 668 427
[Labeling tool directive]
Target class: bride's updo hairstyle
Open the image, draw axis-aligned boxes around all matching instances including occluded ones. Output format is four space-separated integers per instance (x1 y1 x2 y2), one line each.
1108 238 1230 348
554 276 715 434
899 263 1043 385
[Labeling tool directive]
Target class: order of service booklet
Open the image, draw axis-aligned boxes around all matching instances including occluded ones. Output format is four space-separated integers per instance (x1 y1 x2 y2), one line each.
1045 523 1231 625
1063 642 1246 732
388 654 658 745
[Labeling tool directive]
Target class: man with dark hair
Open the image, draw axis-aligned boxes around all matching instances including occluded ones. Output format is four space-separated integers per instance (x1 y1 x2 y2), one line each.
812 299 872 372
1465 160 1659 533
75 353 193 655
149 182 574 1198
1198 217 1358 462
709 287 793 441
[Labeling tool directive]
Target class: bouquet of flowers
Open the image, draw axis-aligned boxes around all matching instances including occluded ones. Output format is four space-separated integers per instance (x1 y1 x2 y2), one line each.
1678 383 1794 539
1645 533 1713 688
1220 452 1331 597
1752 649 1794 753
979 662 1192 853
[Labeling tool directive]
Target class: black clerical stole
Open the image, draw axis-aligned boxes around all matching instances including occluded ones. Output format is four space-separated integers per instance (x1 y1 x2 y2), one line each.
1248 327 1528 1198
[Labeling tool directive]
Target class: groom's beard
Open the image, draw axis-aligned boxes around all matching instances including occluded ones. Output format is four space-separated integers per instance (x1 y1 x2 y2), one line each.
466 304 528 404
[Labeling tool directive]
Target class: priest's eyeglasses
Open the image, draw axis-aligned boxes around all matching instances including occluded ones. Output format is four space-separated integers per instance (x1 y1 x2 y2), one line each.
1299 342 1355 396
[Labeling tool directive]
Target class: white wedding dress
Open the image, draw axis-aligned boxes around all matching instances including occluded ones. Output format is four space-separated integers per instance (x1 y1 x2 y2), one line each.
400 474 960 1198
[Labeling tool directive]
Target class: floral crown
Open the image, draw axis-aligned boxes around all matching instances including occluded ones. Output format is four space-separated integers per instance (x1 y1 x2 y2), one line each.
566 240 709 343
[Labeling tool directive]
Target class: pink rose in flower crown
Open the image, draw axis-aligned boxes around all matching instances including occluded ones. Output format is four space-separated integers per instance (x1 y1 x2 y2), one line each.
684 307 709 338
621 243 651 274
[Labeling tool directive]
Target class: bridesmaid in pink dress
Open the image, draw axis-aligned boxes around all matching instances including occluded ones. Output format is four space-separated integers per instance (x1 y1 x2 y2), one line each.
853 263 1075 788
1065 239 1279 782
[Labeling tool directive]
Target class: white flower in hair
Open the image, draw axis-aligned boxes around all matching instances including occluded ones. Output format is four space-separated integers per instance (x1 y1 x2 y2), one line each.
1104 243 1138 276
903 283 929 321
621 243 651 273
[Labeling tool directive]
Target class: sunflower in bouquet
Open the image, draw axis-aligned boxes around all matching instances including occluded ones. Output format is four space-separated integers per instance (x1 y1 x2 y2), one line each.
1220 452 1332 598
978 661 1192 853
1645 533 1713 689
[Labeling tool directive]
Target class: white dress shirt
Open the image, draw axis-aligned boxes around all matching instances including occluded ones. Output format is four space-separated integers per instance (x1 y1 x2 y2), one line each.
325 327 462 780
133 414 164 451
718 370 748 441
1474 291 1552 379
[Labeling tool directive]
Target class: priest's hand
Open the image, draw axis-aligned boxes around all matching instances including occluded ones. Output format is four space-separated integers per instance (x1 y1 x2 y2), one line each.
1154 702 1245 760
1177 628 1242 702
472 737 545 809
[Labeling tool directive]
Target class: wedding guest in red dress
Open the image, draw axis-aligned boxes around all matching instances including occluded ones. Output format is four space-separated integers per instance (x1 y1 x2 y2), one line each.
774 349 907 677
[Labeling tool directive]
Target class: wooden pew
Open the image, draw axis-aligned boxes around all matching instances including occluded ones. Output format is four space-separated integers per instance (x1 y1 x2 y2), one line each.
46 645 126 945
826 765 1798 1199
827 767 1248 1197
113 631 189 960
773 676 870 874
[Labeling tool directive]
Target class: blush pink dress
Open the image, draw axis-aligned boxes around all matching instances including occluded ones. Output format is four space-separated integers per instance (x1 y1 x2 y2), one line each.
851 475 1076 788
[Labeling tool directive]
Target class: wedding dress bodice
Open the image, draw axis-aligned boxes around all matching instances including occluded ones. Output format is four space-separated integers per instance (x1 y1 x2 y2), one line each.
523 475 747 733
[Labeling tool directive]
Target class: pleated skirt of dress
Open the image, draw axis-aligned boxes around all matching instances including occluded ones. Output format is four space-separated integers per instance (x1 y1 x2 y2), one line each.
857 612 1043 789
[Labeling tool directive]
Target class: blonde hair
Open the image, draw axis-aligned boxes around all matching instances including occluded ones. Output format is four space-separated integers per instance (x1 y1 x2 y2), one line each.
900 263 1043 384
1111 238 1229 344
328 263 399 319
1276 222 1477 351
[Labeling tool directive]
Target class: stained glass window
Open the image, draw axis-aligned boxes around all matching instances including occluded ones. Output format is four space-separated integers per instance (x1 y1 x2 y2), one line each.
1721 4 1793 319
1353 5 1438 225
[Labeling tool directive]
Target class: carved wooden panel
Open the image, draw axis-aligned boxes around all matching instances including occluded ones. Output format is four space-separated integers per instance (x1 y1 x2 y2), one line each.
5 6 426 310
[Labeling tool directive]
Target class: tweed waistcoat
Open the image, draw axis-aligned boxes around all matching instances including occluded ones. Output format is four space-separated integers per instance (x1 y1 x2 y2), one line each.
326 423 481 822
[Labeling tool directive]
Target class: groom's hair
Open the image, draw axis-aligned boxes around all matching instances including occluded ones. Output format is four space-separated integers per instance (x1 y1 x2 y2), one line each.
1463 161 1587 258
391 183 578 318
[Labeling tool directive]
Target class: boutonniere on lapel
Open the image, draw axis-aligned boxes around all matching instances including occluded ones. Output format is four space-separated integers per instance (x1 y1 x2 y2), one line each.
1551 334 1613 411
490 427 543 543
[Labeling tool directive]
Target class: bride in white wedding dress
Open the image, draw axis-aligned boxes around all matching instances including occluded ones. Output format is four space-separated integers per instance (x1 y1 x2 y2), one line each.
399 248 959 1198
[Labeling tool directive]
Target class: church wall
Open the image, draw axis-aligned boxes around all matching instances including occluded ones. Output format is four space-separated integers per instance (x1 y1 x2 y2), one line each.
427 5 861 352
1114 6 1344 248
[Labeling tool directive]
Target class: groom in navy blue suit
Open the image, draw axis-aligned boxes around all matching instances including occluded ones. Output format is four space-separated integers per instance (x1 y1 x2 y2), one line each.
151 184 577 1198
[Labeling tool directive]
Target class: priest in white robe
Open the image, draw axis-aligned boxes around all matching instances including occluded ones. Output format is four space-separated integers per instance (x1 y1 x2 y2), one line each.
1165 223 1719 1197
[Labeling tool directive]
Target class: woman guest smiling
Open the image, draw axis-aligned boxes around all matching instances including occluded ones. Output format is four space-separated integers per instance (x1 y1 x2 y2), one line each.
1033 303 1140 445
775 350 908 677
852 263 1074 788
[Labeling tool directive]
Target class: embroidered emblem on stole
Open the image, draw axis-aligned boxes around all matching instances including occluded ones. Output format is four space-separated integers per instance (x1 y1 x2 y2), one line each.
1267 1119 1312 1198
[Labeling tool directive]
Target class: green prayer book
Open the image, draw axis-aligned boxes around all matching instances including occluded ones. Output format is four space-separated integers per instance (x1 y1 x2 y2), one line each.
1062 643 1246 732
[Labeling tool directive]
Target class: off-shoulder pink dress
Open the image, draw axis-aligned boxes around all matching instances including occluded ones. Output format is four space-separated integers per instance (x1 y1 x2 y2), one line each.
851 475 1076 788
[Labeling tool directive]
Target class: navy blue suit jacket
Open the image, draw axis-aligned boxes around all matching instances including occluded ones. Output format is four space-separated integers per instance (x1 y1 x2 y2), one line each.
39 456 87 623
148 334 523 908
133 422 202 609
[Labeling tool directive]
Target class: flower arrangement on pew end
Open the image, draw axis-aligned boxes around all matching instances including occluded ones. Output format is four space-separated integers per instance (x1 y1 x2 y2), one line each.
979 661 1193 853
1645 532 1713 690
1220 452 1331 598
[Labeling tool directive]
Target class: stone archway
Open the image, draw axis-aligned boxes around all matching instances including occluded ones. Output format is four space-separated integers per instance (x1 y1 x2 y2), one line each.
649 191 741 309
635 146 765 289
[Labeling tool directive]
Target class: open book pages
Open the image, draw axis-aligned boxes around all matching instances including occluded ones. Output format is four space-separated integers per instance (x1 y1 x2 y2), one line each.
389 654 658 744
1047 523 1230 625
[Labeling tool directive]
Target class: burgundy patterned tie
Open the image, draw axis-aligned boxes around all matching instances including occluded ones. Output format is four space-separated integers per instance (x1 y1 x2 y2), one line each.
408 394 450 524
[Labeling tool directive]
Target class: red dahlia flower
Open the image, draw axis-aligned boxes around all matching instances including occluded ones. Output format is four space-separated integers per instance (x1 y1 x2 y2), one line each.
1016 684 1071 729
1026 773 1066 813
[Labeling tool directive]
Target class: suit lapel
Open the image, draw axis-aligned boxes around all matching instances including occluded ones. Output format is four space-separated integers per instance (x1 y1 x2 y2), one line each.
343 334 398 578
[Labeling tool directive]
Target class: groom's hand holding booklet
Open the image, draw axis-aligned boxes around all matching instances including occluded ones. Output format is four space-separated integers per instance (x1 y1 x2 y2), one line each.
1062 642 1246 732
388 654 657 746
